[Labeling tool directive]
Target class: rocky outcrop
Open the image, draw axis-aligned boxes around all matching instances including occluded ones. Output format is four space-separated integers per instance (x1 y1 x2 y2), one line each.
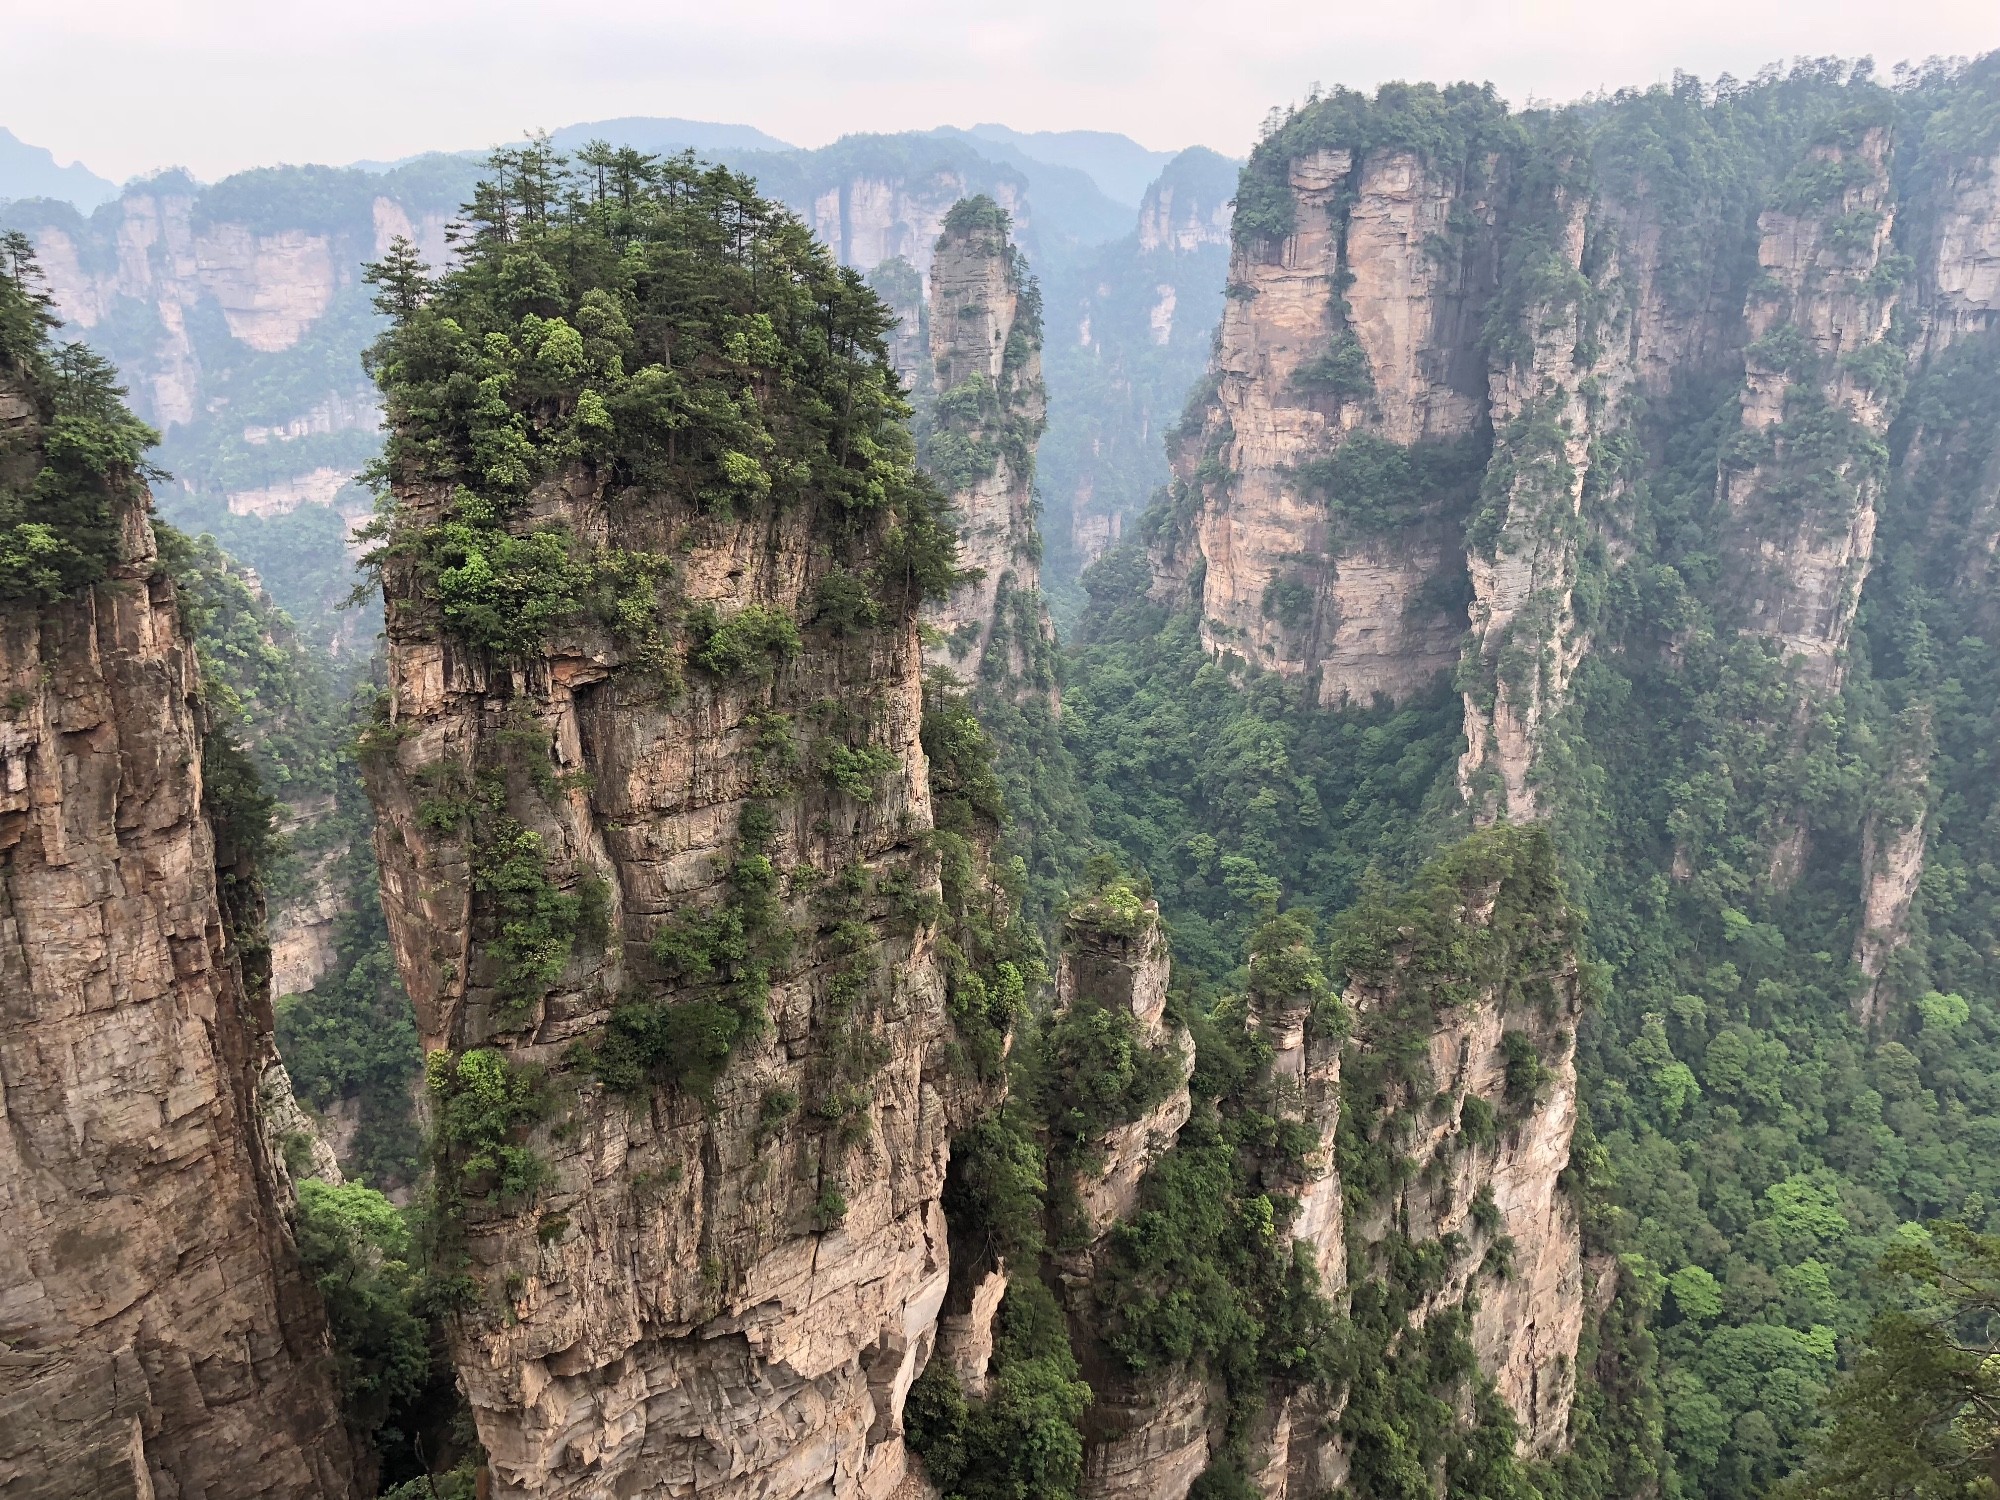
0 384 357 1498
1271 828 1587 1483
1055 899 1194 1247
1155 143 1492 707
1716 128 1900 697
1044 896 1203 1500
1049 834 1584 1499
920 200 1054 692
813 180 1029 286
866 256 930 399
1914 149 2000 358
1460 171 1636 821
1852 710 1935 1026
1137 149 1237 257
366 481 969 1497
3 178 453 532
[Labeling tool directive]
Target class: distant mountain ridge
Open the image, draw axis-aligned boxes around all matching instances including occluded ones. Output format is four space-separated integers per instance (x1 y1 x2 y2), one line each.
0 126 118 210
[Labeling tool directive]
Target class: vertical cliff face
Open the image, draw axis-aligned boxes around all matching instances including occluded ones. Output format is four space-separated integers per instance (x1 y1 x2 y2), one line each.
1459 162 1638 820
1043 831 1585 1500
920 199 1054 692
1155 139 1496 708
1914 149 2000 357
1716 128 1899 695
368 502 954 1500
1852 711 1933 1026
1043 896 1204 1500
0 374 355 1497
358 155 1013 1500
4 178 461 537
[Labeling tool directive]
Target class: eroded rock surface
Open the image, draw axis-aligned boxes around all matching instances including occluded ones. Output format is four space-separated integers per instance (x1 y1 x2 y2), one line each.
366 464 985 1498
920 201 1054 692
0 392 356 1499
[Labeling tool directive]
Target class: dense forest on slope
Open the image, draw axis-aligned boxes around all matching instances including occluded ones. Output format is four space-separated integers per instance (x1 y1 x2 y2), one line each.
1060 53 2000 1500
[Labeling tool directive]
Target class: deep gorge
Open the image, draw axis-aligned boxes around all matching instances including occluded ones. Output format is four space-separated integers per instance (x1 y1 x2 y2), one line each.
3 50 2000 1500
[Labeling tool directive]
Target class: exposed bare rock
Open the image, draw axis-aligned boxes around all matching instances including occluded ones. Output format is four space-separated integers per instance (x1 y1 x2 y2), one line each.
1038 896 1203 1500
866 256 930 399
1853 710 1935 1026
1331 831 1587 1457
1460 175 1635 822
261 1056 346 1185
1055 902 1194 1243
1138 170 1233 256
920 201 1055 693
1915 151 2000 357
0 399 357 1497
269 832 347 999
1079 1367 1214 1500
1717 129 1899 697
365 455 988 1497
1157 145 1491 707
932 1265 1010 1399
813 179 1030 285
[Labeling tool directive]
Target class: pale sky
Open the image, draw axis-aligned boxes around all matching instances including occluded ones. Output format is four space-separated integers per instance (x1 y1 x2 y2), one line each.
11 0 1999 183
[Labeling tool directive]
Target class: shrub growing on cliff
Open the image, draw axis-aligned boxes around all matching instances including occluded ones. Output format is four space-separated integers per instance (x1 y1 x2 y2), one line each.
293 1179 430 1442
426 1048 554 1209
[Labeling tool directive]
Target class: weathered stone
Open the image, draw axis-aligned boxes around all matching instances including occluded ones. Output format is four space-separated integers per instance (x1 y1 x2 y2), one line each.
0 395 358 1498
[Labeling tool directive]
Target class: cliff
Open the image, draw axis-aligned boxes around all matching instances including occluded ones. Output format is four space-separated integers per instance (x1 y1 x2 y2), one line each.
1152 129 1497 711
358 151 1024 1500
1715 125 1899 697
1046 829 1585 1500
1046 895 1203 1500
1150 79 1998 827
0 350 356 1496
920 198 1054 694
1 168 466 538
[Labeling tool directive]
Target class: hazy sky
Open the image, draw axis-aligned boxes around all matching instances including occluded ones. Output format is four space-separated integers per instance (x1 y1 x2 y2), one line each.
12 0 1998 183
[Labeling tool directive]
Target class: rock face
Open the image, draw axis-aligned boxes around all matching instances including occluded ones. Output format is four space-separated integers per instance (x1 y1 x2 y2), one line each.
1040 145 1239 591
920 201 1054 692
1459 167 1633 821
366 476 970 1498
0 383 356 1498
1716 129 1900 696
4 181 452 525
1153 144 1489 710
1155 96 2000 834
1055 908 1194 1242
1266 830 1586 1494
1042 835 1584 1500
813 179 1030 287
1852 711 1935 1026
1040 898 1204 1500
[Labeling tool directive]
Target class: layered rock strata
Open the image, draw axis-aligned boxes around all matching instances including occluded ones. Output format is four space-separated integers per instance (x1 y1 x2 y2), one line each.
1035 839 1582 1500
1852 710 1936 1026
1716 128 1900 696
920 200 1056 692
1153 144 1491 708
1046 899 1205 1500
1460 175 1634 820
367 488 970 1497
0 382 356 1499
